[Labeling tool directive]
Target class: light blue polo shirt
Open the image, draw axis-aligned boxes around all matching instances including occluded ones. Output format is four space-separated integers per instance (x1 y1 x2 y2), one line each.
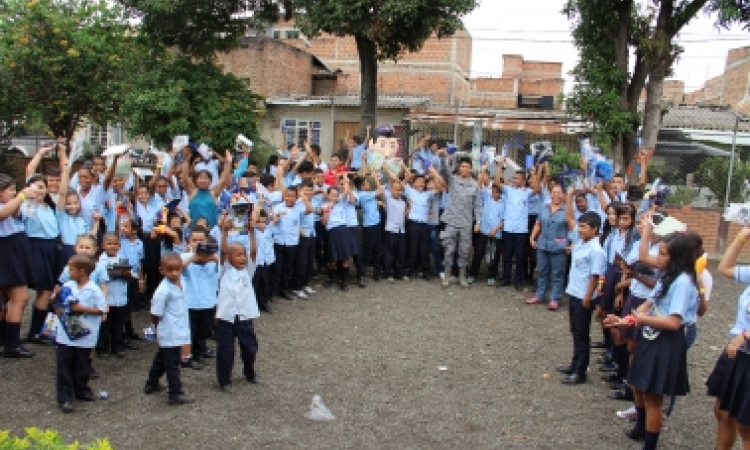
357 191 380 227
273 202 303 246
136 200 160 233
731 267 750 340
181 252 219 309
384 192 407 233
404 185 434 223
57 210 89 246
411 148 440 175
78 185 105 229
299 199 316 238
99 253 129 307
604 229 628 264
151 277 191 347
502 186 533 233
325 198 349 230
0 203 25 237
255 227 275 266
55 280 106 348
119 237 144 277
22 202 59 239
649 273 698 325
566 237 606 299
480 188 504 237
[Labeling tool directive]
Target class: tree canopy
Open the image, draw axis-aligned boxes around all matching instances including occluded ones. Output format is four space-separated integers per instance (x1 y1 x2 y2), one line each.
119 55 263 150
0 0 138 142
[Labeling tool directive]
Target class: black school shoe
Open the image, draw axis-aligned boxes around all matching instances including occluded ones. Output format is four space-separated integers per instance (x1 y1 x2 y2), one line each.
202 349 216 359
561 373 587 385
591 341 607 349
168 393 195 405
599 362 618 373
181 358 203 370
59 402 74 413
608 388 634 401
556 364 575 375
76 392 95 402
4 346 34 358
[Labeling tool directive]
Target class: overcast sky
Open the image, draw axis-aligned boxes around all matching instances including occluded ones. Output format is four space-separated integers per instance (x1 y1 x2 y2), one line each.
463 0 749 94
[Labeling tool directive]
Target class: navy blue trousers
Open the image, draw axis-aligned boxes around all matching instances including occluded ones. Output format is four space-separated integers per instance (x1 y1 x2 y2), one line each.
502 231 528 284
146 346 183 397
253 264 272 308
407 221 431 276
295 236 315 289
272 244 296 294
568 296 593 376
362 225 383 276
383 232 406 278
216 317 258 387
56 344 93 404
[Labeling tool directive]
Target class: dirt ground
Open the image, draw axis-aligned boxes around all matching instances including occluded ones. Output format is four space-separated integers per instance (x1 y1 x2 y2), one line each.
0 269 745 450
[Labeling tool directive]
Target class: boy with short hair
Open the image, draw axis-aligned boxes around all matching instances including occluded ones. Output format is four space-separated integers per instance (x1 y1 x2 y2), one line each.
181 227 220 367
312 168 329 273
144 252 195 405
97 233 128 358
293 181 317 298
252 208 274 313
354 173 384 281
382 179 408 282
557 194 606 386
55 254 107 413
272 186 313 299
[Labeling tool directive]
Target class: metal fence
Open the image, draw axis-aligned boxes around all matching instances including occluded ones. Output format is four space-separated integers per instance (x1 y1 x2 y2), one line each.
405 106 750 209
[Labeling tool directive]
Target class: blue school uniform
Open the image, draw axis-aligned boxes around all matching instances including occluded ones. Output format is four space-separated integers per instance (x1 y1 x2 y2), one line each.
357 191 380 227
136 200 160 233
255 227 275 266
22 202 59 238
344 192 359 227
54 280 106 348
181 253 219 309
404 185 434 223
565 238 607 300
99 253 129 307
0 202 35 287
502 186 533 233
273 202 304 246
731 267 750 339
479 189 505 237
119 237 144 278
299 200 316 238
350 143 367 170
57 210 89 245
325 199 349 230
628 272 697 397
77 185 105 228
151 277 191 347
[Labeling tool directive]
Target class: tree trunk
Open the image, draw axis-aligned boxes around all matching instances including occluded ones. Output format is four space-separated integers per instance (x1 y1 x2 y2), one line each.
611 0 633 172
642 64 667 150
355 34 378 138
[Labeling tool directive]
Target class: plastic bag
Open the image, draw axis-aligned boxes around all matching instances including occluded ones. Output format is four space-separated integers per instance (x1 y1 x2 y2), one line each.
304 395 335 422
39 312 57 340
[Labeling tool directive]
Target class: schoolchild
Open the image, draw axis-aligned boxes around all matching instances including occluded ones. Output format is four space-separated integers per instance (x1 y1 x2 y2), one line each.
321 179 359 290
251 207 274 313
354 172 384 281
604 231 699 450
181 226 219 367
426 177 445 280
22 174 62 344
293 180 317 299
403 167 444 281
343 176 366 288
0 174 39 357
57 157 93 270
381 179 408 282
469 169 505 286
710 226 750 450
54 254 107 413
117 215 145 345
272 186 311 299
143 252 195 405
97 233 129 358
134 175 162 302
215 232 260 391
556 203 606 385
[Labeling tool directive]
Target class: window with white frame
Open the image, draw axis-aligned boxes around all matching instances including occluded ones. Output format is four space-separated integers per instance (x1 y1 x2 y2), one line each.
282 119 322 148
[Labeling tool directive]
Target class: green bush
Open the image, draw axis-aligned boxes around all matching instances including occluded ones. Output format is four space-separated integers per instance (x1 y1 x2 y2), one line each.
665 186 698 206
548 146 580 176
696 156 750 206
0 428 113 450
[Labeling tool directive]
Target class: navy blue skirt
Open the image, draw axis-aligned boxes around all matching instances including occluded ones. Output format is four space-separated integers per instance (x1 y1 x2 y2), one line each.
620 294 647 341
629 326 689 396
29 238 59 290
601 263 621 313
0 233 38 288
718 350 750 425
706 351 733 398
328 226 358 262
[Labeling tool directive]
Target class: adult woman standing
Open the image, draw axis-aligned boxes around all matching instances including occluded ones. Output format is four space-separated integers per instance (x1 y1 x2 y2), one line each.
181 148 233 230
0 175 39 357
527 184 569 310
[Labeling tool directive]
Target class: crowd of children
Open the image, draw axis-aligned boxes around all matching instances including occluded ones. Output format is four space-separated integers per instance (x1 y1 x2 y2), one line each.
0 132 749 450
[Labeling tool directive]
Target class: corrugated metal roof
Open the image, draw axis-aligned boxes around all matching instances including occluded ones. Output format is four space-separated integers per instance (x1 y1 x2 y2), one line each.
661 105 750 132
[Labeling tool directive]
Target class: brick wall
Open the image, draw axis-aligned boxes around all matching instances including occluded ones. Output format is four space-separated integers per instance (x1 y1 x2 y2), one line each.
686 45 749 112
216 38 314 98
663 205 750 260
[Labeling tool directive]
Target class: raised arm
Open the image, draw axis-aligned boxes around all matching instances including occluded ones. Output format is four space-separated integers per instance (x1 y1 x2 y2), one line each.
58 152 72 211
495 157 506 188
428 166 446 193
638 218 658 266
566 187 576 230
26 144 54 178
182 155 197 197
103 154 119 191
719 227 750 278
211 150 233 198
637 150 648 188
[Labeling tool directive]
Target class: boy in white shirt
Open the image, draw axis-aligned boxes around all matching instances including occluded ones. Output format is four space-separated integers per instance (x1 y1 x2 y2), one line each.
216 219 260 391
